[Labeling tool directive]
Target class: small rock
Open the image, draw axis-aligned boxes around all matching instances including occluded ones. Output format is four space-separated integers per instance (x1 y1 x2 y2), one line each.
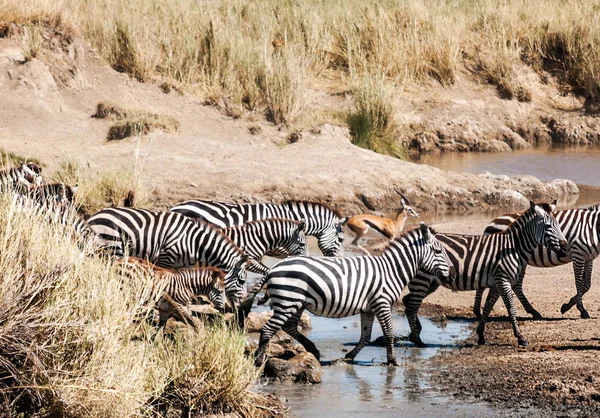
263 351 322 384
245 311 311 333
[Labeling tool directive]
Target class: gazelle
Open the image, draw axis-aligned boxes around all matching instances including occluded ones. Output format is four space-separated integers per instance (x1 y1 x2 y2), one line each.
347 193 419 255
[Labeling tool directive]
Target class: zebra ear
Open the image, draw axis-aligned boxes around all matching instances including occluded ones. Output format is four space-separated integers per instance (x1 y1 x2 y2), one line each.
340 217 349 226
420 222 431 242
529 200 536 211
72 184 79 194
297 220 306 232
551 199 557 211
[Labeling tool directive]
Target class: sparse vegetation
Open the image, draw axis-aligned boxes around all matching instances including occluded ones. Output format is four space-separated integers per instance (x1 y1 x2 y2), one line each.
52 158 149 215
93 102 180 141
2 0 600 149
0 187 280 417
0 149 43 168
347 72 406 159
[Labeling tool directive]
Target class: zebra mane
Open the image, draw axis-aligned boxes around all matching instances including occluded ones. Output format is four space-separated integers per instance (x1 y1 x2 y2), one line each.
587 204 600 212
379 225 429 254
191 218 246 254
501 202 553 232
226 217 302 229
282 200 343 218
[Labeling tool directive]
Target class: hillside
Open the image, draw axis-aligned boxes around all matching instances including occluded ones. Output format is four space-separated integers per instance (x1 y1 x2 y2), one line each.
0 18 581 215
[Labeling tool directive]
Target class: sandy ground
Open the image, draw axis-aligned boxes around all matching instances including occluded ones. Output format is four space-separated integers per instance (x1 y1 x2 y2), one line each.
398 217 600 417
0 36 579 217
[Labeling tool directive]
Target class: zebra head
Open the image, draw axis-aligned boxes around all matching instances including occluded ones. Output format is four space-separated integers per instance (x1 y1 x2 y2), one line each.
267 220 309 258
529 201 569 257
318 217 349 257
224 254 250 307
208 269 227 313
22 162 44 185
418 223 456 281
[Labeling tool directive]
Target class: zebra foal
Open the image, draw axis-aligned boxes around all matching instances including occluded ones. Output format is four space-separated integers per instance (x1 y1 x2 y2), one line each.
403 201 569 348
88 208 251 306
473 201 600 319
171 199 348 257
115 257 226 327
0 162 43 192
246 223 455 367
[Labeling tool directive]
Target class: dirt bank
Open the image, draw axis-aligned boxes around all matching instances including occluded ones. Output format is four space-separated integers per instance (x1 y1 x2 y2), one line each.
0 34 581 217
412 217 600 417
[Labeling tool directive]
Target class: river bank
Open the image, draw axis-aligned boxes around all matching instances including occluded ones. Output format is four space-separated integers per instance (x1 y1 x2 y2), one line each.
413 216 600 417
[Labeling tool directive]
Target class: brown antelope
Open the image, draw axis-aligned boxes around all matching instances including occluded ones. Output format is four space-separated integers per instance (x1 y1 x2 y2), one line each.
347 194 419 255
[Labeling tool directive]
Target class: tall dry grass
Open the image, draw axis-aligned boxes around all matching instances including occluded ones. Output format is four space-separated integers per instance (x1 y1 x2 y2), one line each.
2 0 600 144
0 191 273 417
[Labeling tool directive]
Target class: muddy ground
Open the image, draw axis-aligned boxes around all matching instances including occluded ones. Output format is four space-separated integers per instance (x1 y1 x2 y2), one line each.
393 217 600 417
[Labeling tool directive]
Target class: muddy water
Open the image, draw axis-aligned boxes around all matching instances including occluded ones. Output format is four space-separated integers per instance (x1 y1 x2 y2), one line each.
416 144 600 210
252 244 505 417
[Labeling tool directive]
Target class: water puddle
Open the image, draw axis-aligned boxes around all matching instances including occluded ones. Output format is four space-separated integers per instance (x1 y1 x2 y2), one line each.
255 314 497 417
251 247 500 417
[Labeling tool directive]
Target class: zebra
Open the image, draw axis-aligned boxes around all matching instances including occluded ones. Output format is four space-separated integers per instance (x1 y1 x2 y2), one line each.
0 162 44 192
402 201 569 348
473 201 600 319
87 207 251 305
12 193 96 246
243 223 455 367
115 257 226 327
221 218 308 270
171 199 348 257
25 182 78 206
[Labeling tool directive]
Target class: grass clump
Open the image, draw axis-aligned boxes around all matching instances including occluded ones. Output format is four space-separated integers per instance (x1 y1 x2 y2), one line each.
346 72 406 159
52 158 149 215
0 149 43 168
0 191 280 417
93 101 180 140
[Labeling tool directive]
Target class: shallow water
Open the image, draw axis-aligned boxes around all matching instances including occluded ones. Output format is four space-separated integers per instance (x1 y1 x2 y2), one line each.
416 143 600 210
252 246 502 417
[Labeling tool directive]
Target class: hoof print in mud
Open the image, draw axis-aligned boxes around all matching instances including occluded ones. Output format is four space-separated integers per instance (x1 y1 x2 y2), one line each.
263 350 323 384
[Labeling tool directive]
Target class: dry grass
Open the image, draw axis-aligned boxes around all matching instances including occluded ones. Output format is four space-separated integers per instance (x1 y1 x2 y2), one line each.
0 149 43 168
0 191 280 417
2 0 600 146
52 158 149 215
93 102 180 141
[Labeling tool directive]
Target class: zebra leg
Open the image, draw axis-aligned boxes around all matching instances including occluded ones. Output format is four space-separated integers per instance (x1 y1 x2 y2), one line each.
344 311 375 363
575 261 593 319
282 308 321 360
473 289 485 319
561 259 591 318
404 280 439 347
512 267 542 319
476 288 500 345
255 309 297 367
375 305 398 366
497 280 528 347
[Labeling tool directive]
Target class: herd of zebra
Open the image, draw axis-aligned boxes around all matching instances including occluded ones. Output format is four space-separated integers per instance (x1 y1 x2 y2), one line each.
2 162 600 367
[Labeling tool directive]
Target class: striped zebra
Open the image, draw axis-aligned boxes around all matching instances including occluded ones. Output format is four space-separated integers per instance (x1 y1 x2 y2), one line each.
244 223 455 367
13 193 96 246
115 257 226 327
403 201 569 348
87 207 251 305
473 201 600 319
25 182 78 206
0 162 44 192
171 199 348 257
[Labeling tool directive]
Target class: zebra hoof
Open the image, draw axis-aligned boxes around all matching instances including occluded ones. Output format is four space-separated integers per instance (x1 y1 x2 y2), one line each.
581 311 591 319
408 334 426 348
384 359 399 367
530 311 543 320
473 312 482 320
477 336 486 346
518 339 529 348
560 303 571 315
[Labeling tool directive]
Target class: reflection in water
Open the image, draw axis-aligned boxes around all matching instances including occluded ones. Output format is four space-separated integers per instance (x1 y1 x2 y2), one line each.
415 143 600 211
